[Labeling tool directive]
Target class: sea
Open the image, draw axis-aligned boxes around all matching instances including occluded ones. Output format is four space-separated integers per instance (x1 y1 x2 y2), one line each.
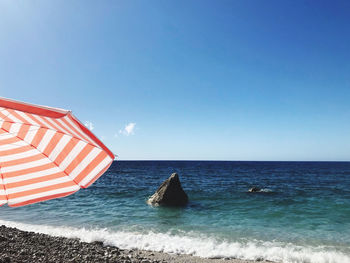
1 161 350 263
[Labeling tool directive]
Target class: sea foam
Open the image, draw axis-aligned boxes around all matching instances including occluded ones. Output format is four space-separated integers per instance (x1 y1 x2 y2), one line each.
0 219 349 263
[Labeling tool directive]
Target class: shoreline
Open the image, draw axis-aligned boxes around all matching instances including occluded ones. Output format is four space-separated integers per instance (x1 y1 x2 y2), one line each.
0 225 274 263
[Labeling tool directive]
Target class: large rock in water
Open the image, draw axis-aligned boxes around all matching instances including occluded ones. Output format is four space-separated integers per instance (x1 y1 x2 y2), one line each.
147 173 188 206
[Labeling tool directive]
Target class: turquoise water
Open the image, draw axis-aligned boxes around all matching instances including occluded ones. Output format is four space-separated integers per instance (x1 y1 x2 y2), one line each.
1 161 350 262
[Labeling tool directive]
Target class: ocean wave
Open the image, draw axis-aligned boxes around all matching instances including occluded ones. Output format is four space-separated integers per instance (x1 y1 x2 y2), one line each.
0 219 349 263
258 188 273 193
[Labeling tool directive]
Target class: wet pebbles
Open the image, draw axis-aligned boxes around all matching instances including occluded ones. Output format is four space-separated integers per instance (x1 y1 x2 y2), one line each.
0 225 271 263
0 225 163 263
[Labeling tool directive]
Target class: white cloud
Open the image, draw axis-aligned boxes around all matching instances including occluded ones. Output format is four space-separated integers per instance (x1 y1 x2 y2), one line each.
119 122 136 136
84 121 94 131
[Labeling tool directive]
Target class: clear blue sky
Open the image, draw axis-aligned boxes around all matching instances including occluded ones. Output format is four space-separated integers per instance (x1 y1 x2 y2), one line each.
1 1 349 161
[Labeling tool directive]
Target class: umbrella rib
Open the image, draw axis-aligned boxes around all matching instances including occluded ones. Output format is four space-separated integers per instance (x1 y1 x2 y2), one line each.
0 162 9 204
0 110 12 123
0 126 41 138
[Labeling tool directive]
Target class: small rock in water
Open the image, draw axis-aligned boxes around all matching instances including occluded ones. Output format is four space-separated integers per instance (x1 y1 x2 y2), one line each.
147 173 188 206
248 187 261 192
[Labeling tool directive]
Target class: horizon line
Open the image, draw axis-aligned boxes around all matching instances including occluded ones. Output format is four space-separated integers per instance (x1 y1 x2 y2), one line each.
114 159 350 162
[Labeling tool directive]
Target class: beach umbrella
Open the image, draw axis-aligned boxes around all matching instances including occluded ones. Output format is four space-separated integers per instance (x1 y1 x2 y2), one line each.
0 97 114 207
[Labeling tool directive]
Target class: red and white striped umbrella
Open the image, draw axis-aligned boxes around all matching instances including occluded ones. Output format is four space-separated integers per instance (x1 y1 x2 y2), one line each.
0 97 114 207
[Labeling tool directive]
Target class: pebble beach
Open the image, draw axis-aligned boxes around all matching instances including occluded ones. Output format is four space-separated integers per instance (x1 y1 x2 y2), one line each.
0 225 273 263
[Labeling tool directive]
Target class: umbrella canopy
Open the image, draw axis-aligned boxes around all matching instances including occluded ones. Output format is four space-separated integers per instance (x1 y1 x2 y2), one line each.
0 97 114 207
